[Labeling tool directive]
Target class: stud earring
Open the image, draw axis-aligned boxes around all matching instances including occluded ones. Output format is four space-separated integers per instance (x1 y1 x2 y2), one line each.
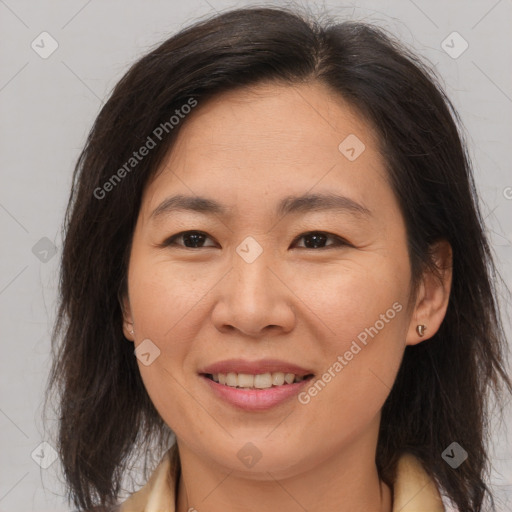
416 324 427 337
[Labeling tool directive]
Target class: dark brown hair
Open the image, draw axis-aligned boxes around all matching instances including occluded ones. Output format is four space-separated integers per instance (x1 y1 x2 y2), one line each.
44 5 512 511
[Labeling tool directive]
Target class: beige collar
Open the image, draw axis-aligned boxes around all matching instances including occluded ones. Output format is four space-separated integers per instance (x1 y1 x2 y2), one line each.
120 446 446 511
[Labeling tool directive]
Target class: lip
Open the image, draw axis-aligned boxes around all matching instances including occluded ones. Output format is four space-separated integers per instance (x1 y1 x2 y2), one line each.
199 358 313 376
201 374 313 411
198 358 315 412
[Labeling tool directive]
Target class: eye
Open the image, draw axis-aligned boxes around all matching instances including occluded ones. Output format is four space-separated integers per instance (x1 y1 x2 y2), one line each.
160 230 217 249
291 231 349 250
159 230 350 250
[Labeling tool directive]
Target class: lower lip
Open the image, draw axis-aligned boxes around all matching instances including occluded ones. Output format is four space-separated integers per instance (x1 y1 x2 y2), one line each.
201 375 312 411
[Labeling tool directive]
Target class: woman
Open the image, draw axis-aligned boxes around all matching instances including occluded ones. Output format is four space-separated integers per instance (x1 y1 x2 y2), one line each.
45 6 512 512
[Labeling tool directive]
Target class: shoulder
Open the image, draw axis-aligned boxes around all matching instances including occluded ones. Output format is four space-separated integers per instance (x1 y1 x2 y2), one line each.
392 453 446 511
72 506 121 512
117 445 179 512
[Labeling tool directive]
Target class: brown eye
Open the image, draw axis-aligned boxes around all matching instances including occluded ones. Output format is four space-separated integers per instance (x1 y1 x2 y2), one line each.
160 230 349 250
162 231 217 249
292 231 349 249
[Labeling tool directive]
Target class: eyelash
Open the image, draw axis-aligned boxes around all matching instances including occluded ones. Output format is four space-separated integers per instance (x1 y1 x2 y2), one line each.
159 230 351 250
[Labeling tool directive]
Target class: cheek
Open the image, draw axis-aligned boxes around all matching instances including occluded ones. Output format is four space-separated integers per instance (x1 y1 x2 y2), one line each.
290 258 409 420
287 253 410 344
128 257 213 343
127 259 208 413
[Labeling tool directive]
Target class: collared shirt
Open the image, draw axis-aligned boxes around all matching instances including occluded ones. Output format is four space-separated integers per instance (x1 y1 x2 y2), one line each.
119 444 448 511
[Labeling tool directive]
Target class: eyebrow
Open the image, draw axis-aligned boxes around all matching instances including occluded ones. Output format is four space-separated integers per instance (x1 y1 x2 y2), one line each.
149 192 372 222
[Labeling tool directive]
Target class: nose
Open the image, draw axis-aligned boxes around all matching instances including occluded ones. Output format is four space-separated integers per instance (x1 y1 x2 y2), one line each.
211 247 296 338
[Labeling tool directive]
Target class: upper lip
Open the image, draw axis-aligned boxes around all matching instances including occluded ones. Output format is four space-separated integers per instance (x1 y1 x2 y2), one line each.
199 358 314 377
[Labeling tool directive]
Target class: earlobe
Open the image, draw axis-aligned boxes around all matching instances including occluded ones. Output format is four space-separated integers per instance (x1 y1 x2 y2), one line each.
415 324 427 337
406 239 453 346
120 295 135 342
123 322 135 341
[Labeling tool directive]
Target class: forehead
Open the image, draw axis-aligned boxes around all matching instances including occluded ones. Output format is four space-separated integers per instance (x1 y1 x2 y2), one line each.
170 80 380 156
141 81 391 222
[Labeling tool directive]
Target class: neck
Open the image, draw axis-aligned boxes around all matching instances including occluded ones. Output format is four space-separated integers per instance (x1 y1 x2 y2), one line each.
175 418 392 512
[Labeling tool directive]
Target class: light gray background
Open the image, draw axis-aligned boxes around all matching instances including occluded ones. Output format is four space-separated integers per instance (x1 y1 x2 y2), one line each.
0 0 511 511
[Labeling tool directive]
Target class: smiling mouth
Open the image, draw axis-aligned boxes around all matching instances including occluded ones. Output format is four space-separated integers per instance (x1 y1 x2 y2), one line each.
203 372 315 389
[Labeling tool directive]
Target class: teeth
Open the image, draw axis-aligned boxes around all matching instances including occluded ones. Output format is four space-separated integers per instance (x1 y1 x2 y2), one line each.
254 373 272 389
237 373 254 388
284 373 295 384
272 372 285 386
226 372 237 387
211 371 308 388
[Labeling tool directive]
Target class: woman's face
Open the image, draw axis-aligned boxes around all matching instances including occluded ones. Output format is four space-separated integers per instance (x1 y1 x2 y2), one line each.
123 81 433 477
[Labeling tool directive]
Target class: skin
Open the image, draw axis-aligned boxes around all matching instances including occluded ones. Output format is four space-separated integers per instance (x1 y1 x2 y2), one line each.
122 81 452 512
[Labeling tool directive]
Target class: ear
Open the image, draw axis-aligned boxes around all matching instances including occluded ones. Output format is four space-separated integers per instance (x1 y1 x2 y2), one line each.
406 239 453 346
120 293 135 342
